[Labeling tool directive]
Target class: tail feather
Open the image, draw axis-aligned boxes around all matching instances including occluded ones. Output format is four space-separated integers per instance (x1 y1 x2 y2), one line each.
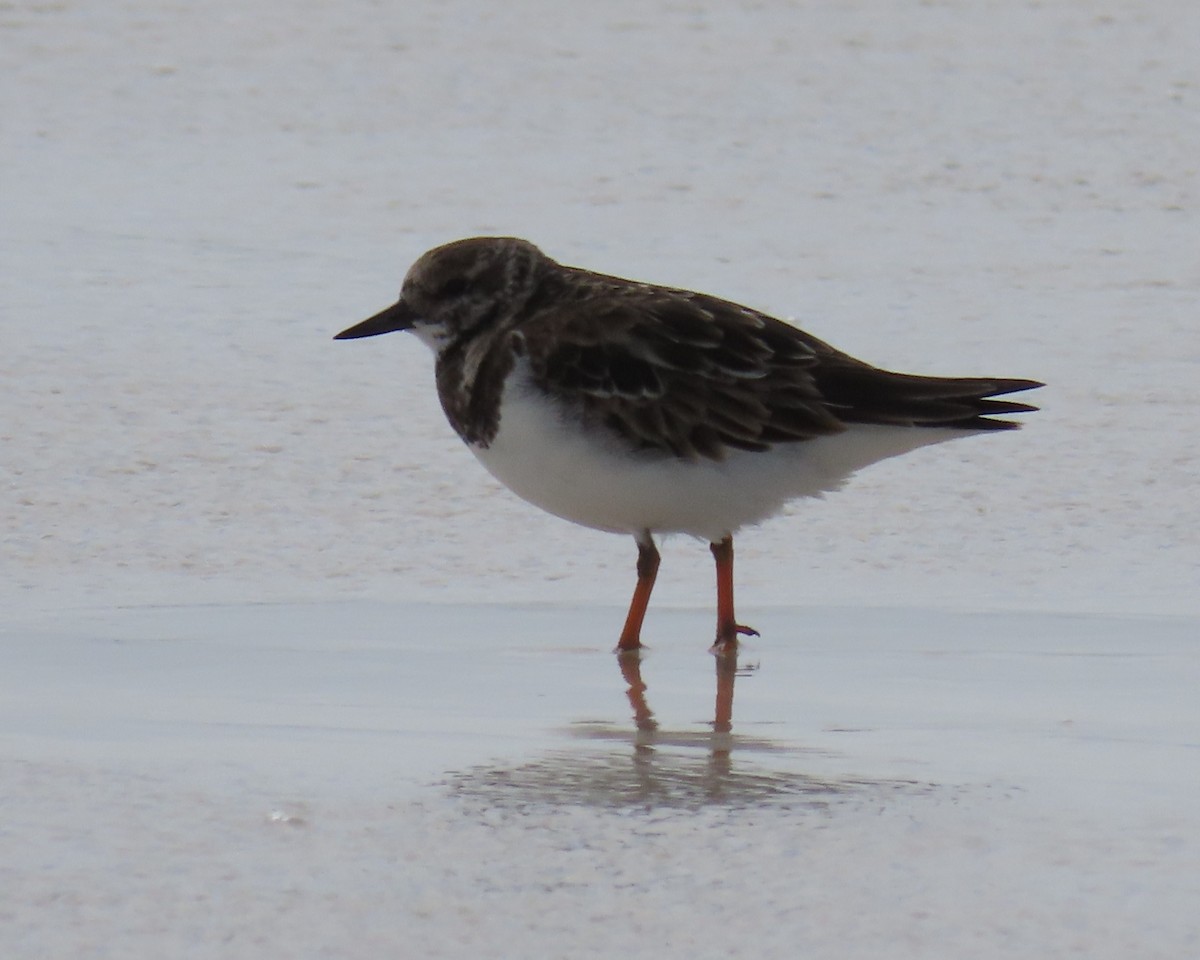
816 367 1044 430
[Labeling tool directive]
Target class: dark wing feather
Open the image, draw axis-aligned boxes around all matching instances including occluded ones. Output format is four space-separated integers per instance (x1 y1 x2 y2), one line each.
521 273 1041 460
521 281 844 460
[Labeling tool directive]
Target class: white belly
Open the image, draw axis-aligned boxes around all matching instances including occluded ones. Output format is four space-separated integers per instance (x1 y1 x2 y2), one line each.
468 368 977 543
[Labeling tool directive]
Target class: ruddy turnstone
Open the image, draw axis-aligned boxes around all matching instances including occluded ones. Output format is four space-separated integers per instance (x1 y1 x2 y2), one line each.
336 237 1041 651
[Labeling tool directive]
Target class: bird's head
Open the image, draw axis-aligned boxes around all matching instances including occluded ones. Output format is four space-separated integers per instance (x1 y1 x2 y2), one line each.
335 237 548 353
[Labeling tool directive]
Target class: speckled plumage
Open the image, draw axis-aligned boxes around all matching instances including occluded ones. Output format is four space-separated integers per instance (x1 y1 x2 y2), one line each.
336 236 1041 649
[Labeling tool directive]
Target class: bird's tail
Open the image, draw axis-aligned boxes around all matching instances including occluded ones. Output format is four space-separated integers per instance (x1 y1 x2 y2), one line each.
816 367 1043 430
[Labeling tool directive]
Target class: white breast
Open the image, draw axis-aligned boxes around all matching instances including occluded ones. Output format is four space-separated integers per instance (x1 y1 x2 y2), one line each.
467 362 976 543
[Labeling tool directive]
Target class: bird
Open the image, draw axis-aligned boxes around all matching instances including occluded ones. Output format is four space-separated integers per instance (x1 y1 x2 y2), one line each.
335 237 1041 652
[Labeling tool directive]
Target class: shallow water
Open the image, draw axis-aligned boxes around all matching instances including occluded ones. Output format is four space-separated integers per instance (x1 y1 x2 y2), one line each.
6 600 1194 805
4 601 1197 957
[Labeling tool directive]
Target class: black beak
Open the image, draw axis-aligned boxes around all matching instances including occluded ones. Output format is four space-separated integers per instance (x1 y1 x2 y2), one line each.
334 299 417 340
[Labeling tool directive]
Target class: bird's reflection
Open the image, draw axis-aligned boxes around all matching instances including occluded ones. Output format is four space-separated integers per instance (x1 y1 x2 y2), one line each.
615 646 750 752
599 646 773 804
446 644 926 812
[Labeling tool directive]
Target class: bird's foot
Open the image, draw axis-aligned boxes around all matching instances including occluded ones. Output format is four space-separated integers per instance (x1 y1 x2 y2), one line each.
711 622 759 655
615 633 645 655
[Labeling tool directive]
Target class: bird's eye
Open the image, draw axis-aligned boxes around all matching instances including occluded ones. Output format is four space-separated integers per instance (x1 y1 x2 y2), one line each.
438 276 470 299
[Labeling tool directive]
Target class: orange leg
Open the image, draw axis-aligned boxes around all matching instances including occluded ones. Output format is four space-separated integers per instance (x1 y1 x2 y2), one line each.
617 534 660 651
710 535 759 650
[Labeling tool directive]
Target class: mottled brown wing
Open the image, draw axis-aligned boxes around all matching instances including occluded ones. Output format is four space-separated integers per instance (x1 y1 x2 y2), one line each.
520 285 848 460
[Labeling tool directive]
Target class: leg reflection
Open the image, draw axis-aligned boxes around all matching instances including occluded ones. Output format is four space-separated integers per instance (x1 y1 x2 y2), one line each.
713 646 738 735
615 646 745 758
617 650 658 735
568 646 821 810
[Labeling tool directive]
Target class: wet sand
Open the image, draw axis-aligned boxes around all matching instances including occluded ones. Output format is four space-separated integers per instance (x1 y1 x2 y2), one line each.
4 601 1196 957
